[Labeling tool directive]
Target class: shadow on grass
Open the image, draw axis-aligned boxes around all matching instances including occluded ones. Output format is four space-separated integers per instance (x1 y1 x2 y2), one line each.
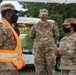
18 66 61 75
19 66 35 71
18 66 35 75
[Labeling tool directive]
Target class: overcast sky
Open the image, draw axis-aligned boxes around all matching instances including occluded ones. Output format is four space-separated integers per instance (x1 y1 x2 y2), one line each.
0 1 26 19
1 1 24 11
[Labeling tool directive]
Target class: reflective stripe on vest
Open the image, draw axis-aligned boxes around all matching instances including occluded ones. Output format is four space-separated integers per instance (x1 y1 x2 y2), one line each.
0 53 17 58
0 19 25 69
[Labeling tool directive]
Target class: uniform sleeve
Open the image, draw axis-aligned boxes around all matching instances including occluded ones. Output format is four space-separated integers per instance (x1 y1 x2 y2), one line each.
29 25 36 39
0 25 3 47
59 38 75 58
52 22 59 43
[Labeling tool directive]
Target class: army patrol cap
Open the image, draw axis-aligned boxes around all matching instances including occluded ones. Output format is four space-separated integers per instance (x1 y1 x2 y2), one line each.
39 9 48 14
62 18 76 25
1 3 18 13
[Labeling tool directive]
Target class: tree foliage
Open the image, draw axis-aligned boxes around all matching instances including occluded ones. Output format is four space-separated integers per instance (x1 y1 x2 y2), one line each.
18 2 76 25
21 33 34 50
58 27 66 41
18 2 76 49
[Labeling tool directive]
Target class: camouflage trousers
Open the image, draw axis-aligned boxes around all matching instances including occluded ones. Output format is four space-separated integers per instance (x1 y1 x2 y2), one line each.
0 70 18 75
61 70 76 75
33 50 56 75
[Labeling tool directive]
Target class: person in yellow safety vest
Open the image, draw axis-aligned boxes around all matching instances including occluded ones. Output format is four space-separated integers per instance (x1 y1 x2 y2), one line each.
0 3 25 75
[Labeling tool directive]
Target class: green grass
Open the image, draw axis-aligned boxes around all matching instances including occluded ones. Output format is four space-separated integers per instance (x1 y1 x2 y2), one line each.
18 66 61 75
19 70 61 75
56 71 61 75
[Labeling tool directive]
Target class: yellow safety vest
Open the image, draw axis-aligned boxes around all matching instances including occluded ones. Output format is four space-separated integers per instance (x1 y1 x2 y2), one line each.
0 19 25 69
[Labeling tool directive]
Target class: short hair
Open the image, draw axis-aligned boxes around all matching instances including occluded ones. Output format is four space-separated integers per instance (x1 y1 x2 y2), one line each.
71 23 76 32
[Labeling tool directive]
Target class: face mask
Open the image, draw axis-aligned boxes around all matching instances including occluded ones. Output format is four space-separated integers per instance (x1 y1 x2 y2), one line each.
63 27 70 33
11 14 18 23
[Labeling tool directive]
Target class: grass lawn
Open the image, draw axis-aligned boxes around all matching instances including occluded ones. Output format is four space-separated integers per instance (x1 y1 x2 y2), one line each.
19 71 61 75
18 67 61 75
56 71 61 75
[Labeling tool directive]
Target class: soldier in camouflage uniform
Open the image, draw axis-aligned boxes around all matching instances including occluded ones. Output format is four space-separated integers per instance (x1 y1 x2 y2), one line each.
0 3 19 75
30 9 59 75
58 18 76 75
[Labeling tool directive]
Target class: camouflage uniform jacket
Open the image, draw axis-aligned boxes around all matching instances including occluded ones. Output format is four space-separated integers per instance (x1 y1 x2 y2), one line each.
30 21 59 52
0 19 17 70
60 32 76 70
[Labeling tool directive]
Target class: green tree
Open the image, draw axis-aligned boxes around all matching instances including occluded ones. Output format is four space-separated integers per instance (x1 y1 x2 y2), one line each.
49 14 63 26
58 27 66 41
18 2 63 24
65 3 76 18
18 2 76 20
21 33 34 50
18 2 76 49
